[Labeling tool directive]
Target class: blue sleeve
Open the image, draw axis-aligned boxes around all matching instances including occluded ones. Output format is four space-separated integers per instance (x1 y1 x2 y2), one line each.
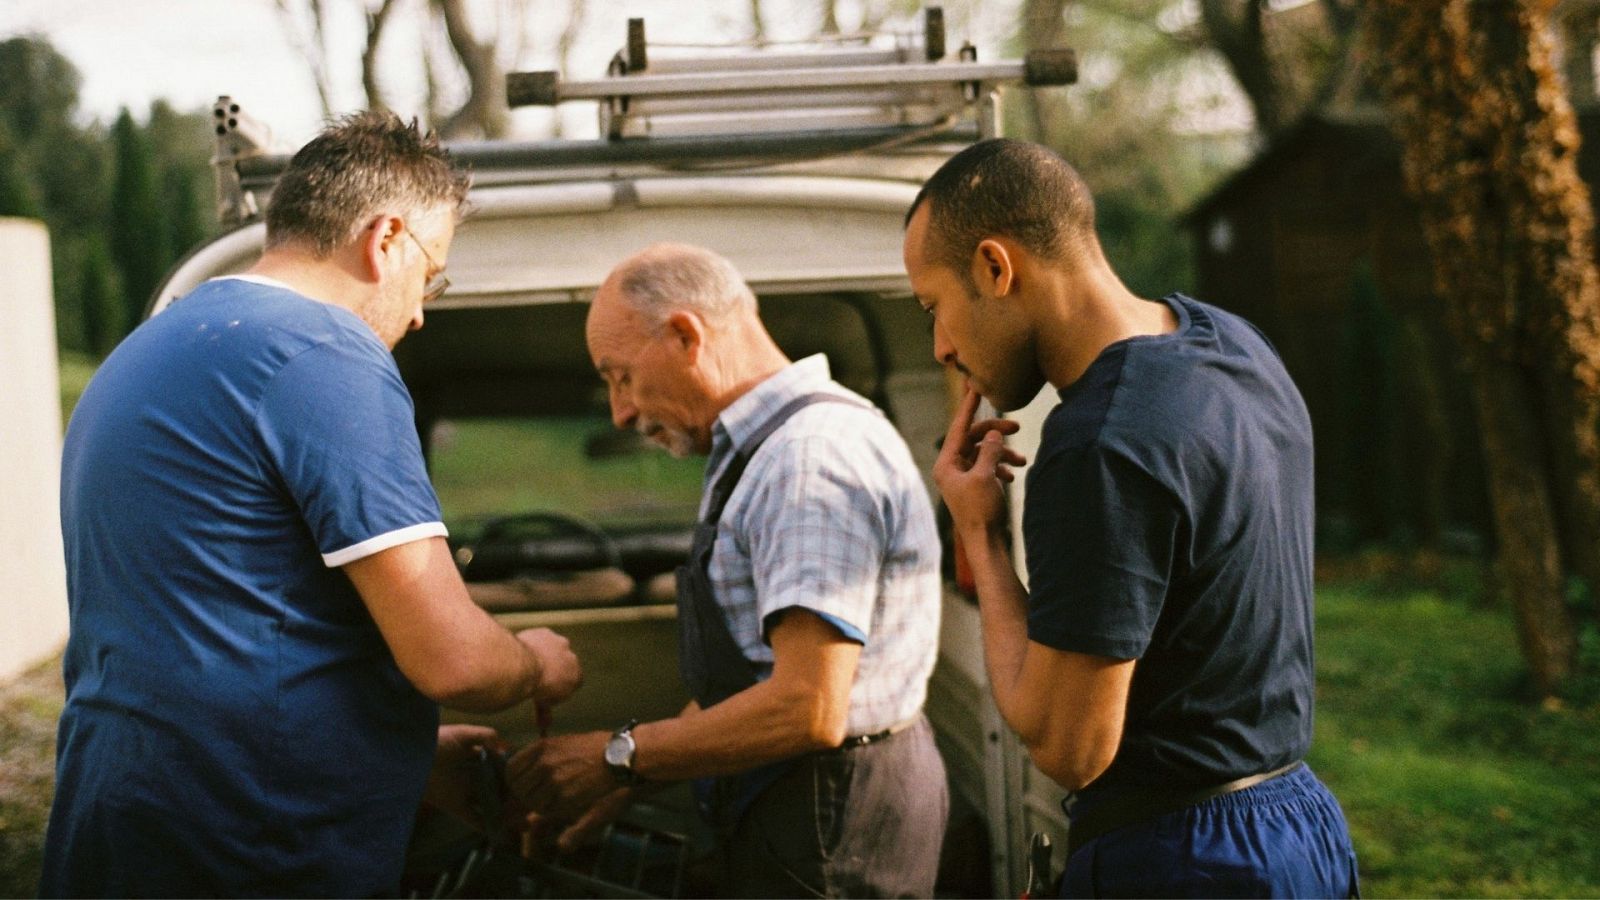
743 434 883 646
1023 441 1179 659
254 338 446 567
762 608 868 644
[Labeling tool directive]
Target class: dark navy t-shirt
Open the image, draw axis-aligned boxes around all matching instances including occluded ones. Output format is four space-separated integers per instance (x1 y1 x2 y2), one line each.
42 276 444 897
1023 293 1315 802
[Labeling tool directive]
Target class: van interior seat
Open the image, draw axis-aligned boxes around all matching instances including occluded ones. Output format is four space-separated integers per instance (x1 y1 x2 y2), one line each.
466 568 636 613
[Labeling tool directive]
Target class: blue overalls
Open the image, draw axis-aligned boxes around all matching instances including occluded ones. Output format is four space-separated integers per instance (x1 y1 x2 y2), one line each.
674 392 869 831
674 391 947 898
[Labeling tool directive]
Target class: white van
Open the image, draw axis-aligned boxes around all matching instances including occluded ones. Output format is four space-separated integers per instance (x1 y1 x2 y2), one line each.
153 13 1077 896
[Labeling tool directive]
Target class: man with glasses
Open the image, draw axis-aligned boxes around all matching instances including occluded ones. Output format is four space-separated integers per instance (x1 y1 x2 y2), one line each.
41 112 582 898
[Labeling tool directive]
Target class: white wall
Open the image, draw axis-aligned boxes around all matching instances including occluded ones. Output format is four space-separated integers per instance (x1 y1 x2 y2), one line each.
0 217 70 683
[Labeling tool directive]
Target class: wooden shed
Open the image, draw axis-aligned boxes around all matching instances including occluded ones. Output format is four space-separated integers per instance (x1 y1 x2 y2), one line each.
1179 108 1547 548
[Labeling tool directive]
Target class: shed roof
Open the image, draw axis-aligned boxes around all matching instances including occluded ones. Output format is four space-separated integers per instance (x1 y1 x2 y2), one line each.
1180 106 1394 227
1183 103 1600 228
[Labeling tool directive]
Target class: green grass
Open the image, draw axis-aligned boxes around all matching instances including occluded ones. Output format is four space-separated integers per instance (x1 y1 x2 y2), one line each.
427 417 705 535
1309 561 1600 898
56 352 98 428
0 659 66 897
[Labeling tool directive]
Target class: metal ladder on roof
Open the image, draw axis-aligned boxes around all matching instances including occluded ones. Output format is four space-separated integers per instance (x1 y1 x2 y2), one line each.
208 7 1077 227
505 7 1076 142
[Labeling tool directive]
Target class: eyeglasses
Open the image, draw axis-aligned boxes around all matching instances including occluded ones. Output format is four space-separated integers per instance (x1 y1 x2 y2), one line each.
401 227 451 303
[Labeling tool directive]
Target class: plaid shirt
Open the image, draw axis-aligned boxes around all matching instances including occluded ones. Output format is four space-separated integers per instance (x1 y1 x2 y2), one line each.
702 355 941 735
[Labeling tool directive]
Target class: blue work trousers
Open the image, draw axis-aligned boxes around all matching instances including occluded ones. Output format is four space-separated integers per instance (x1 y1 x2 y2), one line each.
1062 764 1359 898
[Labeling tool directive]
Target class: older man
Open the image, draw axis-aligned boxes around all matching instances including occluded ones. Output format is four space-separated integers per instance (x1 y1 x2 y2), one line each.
507 243 948 898
42 112 580 898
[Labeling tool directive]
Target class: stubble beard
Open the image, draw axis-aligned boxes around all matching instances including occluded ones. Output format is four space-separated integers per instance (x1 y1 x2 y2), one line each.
637 416 696 459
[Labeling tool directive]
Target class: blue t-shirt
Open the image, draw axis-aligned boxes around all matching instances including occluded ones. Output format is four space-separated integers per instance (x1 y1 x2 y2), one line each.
1024 293 1316 802
42 277 445 898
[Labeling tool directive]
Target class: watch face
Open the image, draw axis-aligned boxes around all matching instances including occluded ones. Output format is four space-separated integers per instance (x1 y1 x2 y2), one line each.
605 734 632 767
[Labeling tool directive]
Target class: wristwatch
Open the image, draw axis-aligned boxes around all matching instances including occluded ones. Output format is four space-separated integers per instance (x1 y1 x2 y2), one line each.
604 719 639 785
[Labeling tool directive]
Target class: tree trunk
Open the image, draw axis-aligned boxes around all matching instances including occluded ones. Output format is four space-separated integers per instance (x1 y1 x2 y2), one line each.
1472 363 1576 690
548 0 587 138
1198 0 1285 134
1365 0 1598 697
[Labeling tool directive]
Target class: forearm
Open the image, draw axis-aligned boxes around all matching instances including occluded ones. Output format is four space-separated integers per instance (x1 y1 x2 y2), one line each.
961 525 1041 739
934 390 1130 790
347 538 544 712
964 528 1133 788
632 676 844 782
419 612 543 712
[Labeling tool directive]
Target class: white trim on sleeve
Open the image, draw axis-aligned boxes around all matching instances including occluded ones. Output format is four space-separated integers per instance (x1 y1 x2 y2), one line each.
322 522 449 568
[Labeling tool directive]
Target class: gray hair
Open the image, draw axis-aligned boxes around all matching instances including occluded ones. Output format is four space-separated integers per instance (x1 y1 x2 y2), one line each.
612 243 758 326
264 110 470 256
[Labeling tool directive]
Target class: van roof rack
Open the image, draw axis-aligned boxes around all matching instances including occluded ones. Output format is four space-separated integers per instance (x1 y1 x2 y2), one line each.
507 8 1076 140
212 7 1074 226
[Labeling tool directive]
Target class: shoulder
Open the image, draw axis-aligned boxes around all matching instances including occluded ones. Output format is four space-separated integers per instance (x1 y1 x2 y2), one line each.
736 392 915 508
208 299 403 413
771 390 911 469
1038 343 1132 459
1036 343 1194 495
1171 293 1286 368
786 388 891 434
1029 429 1161 494
169 279 388 360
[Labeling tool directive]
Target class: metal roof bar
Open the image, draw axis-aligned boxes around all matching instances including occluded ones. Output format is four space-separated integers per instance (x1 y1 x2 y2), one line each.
234 123 980 191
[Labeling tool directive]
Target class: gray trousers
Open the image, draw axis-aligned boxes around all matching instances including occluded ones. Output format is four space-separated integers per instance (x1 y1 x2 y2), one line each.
719 716 949 899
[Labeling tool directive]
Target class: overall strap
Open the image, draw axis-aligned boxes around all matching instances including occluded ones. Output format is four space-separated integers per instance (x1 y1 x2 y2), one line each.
676 387 877 834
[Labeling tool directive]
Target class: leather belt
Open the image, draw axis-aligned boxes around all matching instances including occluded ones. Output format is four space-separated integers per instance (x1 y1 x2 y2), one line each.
1064 761 1305 857
835 714 920 750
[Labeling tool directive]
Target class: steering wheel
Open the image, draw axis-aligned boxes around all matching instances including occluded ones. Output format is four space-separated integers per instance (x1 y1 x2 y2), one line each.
453 511 622 577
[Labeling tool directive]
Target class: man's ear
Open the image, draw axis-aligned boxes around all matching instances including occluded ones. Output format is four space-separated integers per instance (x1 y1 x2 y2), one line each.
663 310 706 360
973 238 1017 298
364 214 404 283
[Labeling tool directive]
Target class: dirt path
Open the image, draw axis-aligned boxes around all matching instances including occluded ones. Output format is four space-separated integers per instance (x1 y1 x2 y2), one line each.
0 654 63 897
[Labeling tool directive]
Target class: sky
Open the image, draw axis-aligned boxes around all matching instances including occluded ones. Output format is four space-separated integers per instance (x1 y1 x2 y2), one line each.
0 0 1038 148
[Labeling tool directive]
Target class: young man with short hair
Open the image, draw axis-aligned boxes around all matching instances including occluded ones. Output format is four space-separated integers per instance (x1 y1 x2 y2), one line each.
906 138 1357 898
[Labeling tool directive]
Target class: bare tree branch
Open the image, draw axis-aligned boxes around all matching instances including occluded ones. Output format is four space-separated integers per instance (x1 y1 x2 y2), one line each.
549 0 588 137
750 0 767 44
506 0 531 68
361 0 402 112
820 0 841 35
421 20 448 129
432 0 508 138
271 0 336 119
